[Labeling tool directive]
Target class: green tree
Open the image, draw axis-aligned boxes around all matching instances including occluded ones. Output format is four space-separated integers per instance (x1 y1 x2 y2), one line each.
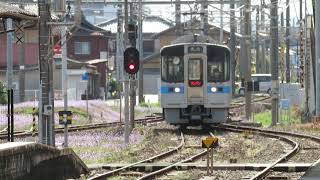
0 82 7 104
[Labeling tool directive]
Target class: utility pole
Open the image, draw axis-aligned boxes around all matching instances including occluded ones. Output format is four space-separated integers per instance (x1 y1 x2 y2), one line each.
270 0 279 126
261 2 266 73
255 7 260 73
6 18 13 92
18 2 25 103
129 3 136 131
38 0 54 145
304 0 310 121
299 0 304 88
285 0 290 83
240 1 245 90
61 12 68 147
203 0 208 35
280 12 285 83
219 0 223 43
116 1 124 125
175 0 181 36
138 0 144 104
124 0 130 144
230 0 236 95
244 0 252 121
316 0 320 118
62 25 68 147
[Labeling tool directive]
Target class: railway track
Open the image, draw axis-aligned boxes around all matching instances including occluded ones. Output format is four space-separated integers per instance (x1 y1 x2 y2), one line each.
0 116 163 140
88 128 215 180
218 123 320 179
0 94 270 139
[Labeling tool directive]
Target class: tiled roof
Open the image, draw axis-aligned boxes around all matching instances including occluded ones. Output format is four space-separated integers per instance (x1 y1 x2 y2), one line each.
0 3 37 20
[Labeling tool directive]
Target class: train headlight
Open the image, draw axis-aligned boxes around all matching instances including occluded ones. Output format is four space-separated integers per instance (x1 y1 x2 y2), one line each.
174 87 181 93
211 87 217 93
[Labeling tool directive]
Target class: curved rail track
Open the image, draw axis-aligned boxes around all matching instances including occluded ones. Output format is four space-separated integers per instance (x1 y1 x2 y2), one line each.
218 124 320 179
88 130 185 180
88 129 214 180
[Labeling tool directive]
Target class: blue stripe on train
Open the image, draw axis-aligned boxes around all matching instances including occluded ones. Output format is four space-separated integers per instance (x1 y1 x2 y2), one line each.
207 85 231 94
160 86 185 94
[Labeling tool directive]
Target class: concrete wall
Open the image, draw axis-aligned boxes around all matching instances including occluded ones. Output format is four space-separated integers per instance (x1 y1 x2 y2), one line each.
0 142 88 180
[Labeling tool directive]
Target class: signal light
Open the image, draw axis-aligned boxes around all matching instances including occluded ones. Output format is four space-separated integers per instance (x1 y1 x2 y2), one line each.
129 64 135 70
124 47 139 75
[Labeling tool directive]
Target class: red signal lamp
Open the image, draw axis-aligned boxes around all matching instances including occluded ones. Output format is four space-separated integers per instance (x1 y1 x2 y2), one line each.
124 47 139 75
129 64 135 70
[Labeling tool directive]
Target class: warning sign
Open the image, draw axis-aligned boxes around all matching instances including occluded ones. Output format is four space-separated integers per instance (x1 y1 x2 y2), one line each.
202 137 219 148
58 111 73 125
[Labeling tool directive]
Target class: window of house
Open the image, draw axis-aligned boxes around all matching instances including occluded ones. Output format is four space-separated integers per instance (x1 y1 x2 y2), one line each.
75 42 91 55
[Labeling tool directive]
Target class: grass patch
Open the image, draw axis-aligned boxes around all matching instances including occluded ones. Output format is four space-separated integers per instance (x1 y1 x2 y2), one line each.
15 107 36 114
139 102 160 107
255 109 302 127
73 124 177 165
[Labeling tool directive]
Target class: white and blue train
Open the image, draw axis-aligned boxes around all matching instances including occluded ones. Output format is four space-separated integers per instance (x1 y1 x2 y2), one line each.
160 35 232 126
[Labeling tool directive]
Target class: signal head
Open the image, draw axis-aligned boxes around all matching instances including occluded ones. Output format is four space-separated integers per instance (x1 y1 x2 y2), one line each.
124 47 139 75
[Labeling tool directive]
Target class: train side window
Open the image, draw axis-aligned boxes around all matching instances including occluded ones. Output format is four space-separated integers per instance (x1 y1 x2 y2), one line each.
161 56 184 82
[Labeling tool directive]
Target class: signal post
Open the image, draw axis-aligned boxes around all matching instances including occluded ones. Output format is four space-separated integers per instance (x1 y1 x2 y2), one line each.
202 137 219 176
123 46 140 144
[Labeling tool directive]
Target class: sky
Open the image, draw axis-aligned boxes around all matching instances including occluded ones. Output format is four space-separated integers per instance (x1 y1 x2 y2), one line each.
143 0 314 31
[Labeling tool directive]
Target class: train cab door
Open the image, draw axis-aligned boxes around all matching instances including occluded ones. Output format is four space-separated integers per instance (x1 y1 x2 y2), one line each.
185 55 207 105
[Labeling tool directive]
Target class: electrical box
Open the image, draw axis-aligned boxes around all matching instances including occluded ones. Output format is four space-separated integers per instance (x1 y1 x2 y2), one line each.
43 105 53 116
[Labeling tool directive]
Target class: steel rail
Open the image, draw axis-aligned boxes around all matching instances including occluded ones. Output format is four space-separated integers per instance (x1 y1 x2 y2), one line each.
0 116 163 140
88 131 185 180
137 132 215 180
223 123 320 144
230 96 271 109
215 125 299 180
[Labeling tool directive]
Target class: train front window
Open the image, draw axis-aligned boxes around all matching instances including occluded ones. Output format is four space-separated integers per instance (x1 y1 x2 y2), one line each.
188 59 202 80
161 56 184 82
207 47 230 82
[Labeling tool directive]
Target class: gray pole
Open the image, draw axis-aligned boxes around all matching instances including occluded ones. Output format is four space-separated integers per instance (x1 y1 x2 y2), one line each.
220 0 223 43
175 0 181 36
304 0 310 121
260 2 266 74
239 1 245 87
130 79 135 130
299 0 304 87
256 7 260 73
230 0 236 96
200 0 205 35
129 3 136 131
316 0 320 117
124 0 130 144
138 0 144 103
203 1 208 35
62 24 68 148
280 12 284 83
18 3 25 103
38 0 54 145
6 18 13 91
124 0 128 47
285 0 290 83
244 0 252 121
270 0 279 126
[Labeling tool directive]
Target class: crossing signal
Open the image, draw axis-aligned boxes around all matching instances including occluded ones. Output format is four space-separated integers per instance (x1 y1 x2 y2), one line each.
124 47 139 75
